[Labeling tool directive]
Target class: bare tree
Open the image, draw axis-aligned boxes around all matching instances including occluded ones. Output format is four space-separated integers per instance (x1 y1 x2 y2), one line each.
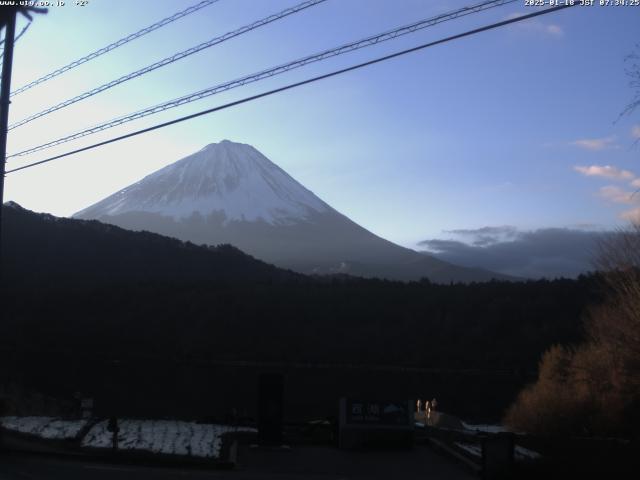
505 222 640 436
621 44 640 121
590 223 640 396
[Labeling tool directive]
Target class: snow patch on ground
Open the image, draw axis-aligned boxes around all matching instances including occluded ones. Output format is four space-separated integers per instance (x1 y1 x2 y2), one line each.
462 422 510 433
81 419 256 459
0 416 87 440
515 445 542 460
455 442 482 457
455 441 542 462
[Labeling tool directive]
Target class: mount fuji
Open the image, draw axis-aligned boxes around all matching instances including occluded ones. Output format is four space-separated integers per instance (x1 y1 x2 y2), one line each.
74 140 508 282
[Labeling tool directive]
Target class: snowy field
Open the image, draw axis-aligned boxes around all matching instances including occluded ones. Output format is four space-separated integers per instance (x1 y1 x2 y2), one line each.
455 441 482 457
454 441 541 462
514 445 542 461
0 416 87 440
456 423 542 462
81 419 256 459
461 423 510 433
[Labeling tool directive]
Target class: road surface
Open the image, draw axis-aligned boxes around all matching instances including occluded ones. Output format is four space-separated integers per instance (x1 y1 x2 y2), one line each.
0 445 475 479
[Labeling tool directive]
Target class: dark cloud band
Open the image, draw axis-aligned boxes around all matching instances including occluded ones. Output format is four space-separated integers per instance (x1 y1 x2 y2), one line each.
419 227 610 279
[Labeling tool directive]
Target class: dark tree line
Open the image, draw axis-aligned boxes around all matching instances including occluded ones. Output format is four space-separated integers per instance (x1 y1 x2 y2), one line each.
0 204 604 419
1 204 601 370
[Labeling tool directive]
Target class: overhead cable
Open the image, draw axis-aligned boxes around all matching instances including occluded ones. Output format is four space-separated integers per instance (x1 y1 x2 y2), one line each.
10 0 221 97
6 4 575 174
9 0 327 130
9 0 516 157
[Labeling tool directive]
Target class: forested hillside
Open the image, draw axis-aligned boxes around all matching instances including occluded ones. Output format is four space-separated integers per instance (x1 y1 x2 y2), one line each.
0 204 603 419
1 203 600 369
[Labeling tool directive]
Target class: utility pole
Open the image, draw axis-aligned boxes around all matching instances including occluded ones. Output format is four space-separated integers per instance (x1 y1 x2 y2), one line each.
0 8 17 267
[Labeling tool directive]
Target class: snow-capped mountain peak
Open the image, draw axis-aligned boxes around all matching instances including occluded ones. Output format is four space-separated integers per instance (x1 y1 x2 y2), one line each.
74 140 513 282
75 140 329 225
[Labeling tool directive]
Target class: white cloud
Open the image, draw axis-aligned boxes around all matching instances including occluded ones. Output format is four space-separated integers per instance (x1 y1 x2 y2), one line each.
599 185 636 205
545 24 563 36
621 207 640 223
574 165 635 181
575 164 640 223
505 12 564 37
632 125 640 140
570 136 619 151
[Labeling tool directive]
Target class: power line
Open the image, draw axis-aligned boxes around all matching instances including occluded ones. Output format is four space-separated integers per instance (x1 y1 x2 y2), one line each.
10 0 221 97
9 0 516 158
6 4 575 175
14 20 31 43
8 0 327 131
0 21 30 60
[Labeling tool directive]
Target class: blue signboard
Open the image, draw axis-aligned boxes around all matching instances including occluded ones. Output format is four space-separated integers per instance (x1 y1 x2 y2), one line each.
345 399 410 426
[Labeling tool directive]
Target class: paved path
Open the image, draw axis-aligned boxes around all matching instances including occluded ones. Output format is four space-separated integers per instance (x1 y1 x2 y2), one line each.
0 445 475 480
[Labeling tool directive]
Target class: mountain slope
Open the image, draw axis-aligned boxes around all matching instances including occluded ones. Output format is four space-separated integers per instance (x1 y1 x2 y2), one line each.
76 140 329 225
74 140 511 283
2 202 298 288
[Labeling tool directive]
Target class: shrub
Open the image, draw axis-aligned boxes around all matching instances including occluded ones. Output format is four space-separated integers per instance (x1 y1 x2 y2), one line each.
505 223 640 437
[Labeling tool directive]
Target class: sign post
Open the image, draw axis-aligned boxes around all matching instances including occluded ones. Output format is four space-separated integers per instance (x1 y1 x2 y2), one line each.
339 398 414 449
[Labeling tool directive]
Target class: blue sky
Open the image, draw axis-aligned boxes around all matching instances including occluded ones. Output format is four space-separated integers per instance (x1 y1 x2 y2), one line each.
4 0 640 251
